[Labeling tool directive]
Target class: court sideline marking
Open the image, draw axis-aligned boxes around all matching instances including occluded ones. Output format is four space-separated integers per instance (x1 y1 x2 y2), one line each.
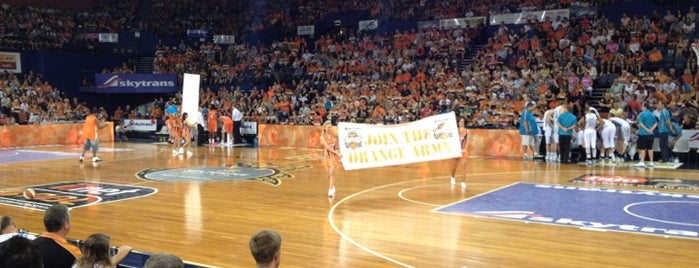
328 170 558 268
398 182 504 207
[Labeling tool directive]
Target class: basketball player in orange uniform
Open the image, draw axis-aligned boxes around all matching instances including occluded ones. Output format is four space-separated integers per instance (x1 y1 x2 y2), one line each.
79 108 108 162
320 121 341 197
449 117 469 189
220 115 233 146
207 105 218 145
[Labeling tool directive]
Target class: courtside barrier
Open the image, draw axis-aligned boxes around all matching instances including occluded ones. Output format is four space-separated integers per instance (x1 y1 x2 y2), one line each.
0 123 114 148
258 124 524 158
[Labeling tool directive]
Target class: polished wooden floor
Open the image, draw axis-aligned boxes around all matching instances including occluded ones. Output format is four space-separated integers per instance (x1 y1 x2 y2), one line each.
1 142 699 268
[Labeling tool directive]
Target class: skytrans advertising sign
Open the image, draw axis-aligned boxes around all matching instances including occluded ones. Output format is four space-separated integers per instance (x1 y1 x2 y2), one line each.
95 74 177 93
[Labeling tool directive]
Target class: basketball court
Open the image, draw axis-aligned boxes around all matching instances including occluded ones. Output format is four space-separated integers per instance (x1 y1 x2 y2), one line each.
1 143 698 267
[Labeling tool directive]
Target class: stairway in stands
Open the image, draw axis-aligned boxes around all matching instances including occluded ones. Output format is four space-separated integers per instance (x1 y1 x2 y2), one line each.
137 0 154 23
458 44 486 71
136 57 155 74
133 0 155 74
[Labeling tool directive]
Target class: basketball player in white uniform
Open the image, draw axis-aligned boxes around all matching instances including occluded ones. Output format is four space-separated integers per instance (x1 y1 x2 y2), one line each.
600 118 617 163
609 116 631 162
542 108 555 162
583 107 599 165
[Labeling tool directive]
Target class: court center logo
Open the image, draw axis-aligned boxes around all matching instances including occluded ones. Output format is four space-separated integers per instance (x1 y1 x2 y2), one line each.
0 182 158 211
136 162 311 186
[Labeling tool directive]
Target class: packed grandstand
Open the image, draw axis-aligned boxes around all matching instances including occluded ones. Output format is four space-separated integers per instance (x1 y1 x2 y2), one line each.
0 0 697 131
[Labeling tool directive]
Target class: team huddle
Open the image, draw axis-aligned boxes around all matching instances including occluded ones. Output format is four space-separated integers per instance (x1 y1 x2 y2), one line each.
520 100 681 167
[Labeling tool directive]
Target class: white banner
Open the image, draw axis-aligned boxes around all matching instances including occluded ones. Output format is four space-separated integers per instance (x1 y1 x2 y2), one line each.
241 121 257 135
490 9 569 25
652 129 699 151
0 52 21 73
297 25 315 36
417 20 440 30
124 119 157 132
439 16 485 29
358 19 379 31
213 35 235 44
98 33 119 43
338 112 462 170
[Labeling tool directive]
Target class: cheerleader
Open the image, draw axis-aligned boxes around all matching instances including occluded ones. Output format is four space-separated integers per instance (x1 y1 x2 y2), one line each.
178 112 195 157
450 117 469 190
320 121 341 197
166 114 181 155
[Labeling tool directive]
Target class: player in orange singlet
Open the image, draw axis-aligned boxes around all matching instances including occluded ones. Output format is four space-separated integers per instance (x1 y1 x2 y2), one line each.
207 105 218 145
220 115 233 146
449 117 469 190
320 121 341 197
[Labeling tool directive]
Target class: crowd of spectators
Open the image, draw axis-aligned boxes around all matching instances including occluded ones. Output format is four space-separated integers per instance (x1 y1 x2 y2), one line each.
2 0 699 131
140 0 595 36
141 5 699 131
0 1 138 51
0 206 186 268
0 71 100 126
0 0 597 52
2 208 279 268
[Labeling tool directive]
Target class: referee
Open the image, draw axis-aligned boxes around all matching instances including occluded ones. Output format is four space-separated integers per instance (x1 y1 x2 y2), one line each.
232 103 244 144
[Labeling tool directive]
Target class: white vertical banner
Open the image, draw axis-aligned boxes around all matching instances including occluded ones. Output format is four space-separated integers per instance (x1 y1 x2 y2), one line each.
338 112 461 170
181 73 200 124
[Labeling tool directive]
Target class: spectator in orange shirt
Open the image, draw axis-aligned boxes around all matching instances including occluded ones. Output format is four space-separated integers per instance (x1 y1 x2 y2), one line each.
150 104 163 120
648 47 663 63
113 106 123 122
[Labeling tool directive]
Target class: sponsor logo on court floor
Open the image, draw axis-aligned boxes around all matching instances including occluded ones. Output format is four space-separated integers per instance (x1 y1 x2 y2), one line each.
435 183 699 239
0 181 157 211
572 174 699 190
136 162 311 186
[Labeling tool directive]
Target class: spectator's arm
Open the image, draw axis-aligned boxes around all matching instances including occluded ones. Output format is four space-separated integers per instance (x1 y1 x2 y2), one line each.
111 245 133 267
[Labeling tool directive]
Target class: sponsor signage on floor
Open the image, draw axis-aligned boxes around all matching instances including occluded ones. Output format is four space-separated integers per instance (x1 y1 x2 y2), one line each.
0 181 157 211
572 174 699 190
435 183 699 239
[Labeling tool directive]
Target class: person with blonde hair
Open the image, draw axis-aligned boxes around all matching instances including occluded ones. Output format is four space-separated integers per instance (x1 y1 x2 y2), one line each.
320 121 341 197
72 233 132 268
